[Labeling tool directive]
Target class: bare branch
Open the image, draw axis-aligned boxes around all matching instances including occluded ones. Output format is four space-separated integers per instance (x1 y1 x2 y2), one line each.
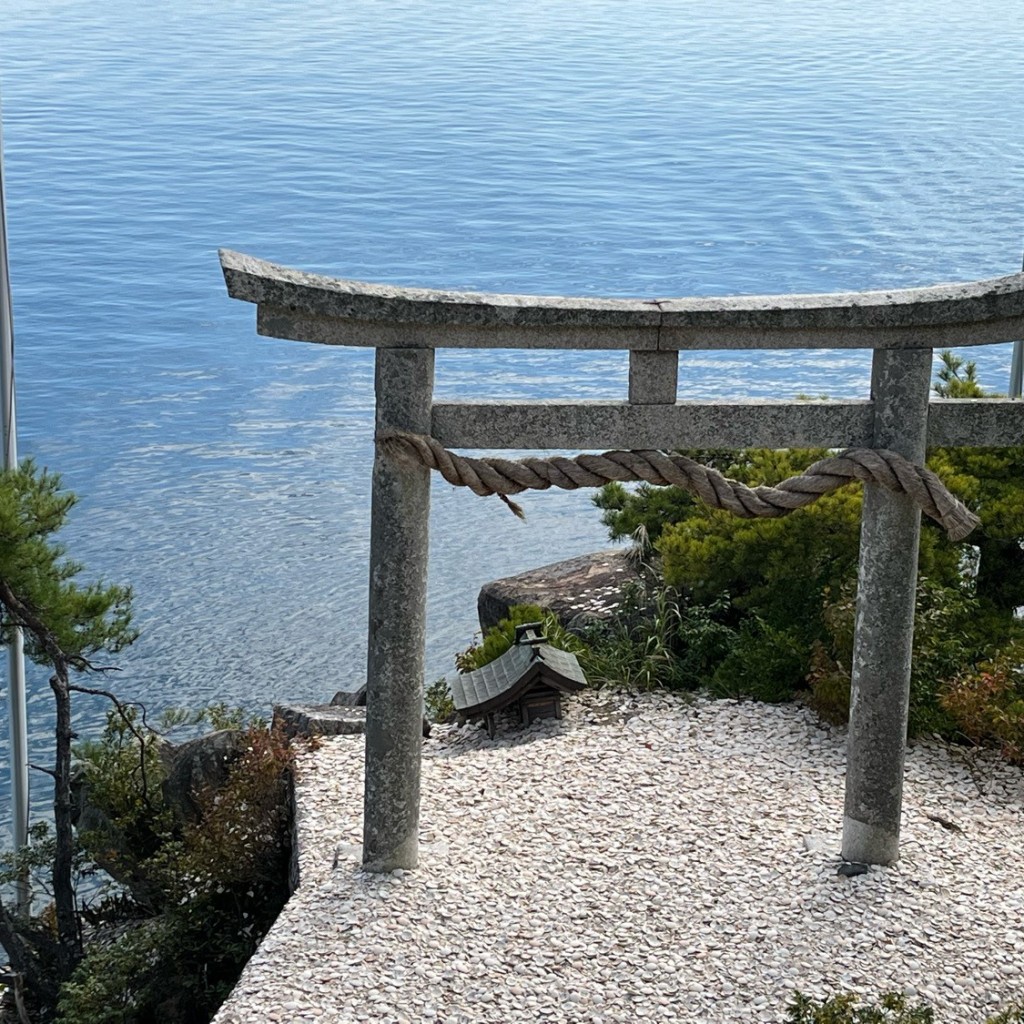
68 684 158 813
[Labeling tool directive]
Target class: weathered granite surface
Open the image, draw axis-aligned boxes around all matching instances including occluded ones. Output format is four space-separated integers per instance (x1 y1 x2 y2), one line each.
432 398 876 450
275 701 431 741
221 248 1024 349
160 729 248 822
330 684 367 707
477 549 643 632
430 397 1024 450
272 704 367 740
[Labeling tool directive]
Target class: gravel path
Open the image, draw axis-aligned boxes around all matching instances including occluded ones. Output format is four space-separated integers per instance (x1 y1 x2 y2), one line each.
213 692 1024 1024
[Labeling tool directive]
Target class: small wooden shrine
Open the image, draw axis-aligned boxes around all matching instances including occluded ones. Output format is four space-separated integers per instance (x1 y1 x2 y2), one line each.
449 623 587 738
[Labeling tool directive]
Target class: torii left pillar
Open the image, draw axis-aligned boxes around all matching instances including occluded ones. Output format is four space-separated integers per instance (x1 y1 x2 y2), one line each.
363 346 434 871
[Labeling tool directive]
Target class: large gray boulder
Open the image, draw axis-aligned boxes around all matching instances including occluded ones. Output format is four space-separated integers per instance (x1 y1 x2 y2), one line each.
71 729 250 907
159 729 248 823
477 549 643 632
330 684 367 707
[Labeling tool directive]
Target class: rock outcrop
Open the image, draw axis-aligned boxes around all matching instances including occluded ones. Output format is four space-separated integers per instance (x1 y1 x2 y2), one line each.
477 549 643 632
159 729 248 823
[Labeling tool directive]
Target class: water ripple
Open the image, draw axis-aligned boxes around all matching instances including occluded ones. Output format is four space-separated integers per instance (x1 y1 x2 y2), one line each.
1 0 1022 833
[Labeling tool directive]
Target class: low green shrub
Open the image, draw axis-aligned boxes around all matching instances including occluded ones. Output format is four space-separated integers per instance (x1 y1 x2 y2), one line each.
707 617 804 703
939 641 1024 763
58 715 295 1024
75 706 174 872
456 605 584 673
786 991 933 1024
805 639 853 725
806 577 989 736
578 583 694 691
589 354 1024 736
786 992 1024 1024
424 677 456 722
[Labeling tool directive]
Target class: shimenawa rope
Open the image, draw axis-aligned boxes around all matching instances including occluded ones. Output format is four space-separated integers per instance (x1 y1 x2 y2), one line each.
377 430 980 541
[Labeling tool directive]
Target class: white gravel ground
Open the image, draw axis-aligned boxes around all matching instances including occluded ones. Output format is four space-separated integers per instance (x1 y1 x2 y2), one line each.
213 692 1024 1024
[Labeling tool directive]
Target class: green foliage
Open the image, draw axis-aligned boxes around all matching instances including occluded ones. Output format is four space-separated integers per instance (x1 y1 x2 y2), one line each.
939 641 1024 763
0 821 63 888
580 585 735 692
807 577 991 736
75 707 172 869
592 355 1024 729
0 821 95 906
0 460 136 669
647 450 867 703
578 584 691 691
0 461 140 1015
933 349 989 398
928 353 1023 620
595 479 698 546
656 448 864 627
424 677 456 722
593 450 744 546
786 991 933 1024
707 618 805 703
656 447 960 645
159 725 293 899
0 463 293 1021
805 641 853 725
61 716 295 1023
670 594 739 683
57 920 171 1024
157 702 267 734
456 605 584 673
929 444 1024 618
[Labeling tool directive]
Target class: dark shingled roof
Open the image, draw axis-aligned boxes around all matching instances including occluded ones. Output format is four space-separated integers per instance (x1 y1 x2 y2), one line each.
450 642 587 718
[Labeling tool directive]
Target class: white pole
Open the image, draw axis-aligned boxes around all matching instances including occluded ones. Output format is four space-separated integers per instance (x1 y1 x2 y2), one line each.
1011 250 1024 399
0 101 31 913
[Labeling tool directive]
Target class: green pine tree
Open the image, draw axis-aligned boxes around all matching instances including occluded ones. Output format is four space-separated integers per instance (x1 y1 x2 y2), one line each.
0 460 137 1015
591 351 1024 722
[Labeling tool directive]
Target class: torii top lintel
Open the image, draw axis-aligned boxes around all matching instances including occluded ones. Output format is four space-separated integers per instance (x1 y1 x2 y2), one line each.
219 249 1024 351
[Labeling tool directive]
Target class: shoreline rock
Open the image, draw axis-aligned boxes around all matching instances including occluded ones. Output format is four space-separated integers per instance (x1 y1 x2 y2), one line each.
477 548 643 632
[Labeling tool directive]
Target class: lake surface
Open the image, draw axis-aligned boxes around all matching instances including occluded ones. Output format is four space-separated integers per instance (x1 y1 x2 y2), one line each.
2 0 1023 834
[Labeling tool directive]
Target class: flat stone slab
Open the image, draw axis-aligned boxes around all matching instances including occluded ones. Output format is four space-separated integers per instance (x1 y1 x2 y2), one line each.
273 704 367 740
477 549 643 632
275 702 432 740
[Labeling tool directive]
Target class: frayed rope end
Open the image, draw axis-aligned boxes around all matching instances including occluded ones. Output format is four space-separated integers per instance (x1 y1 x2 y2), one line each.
499 494 526 519
944 504 981 543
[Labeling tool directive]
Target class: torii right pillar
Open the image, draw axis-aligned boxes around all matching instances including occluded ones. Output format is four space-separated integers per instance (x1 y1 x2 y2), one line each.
842 346 932 865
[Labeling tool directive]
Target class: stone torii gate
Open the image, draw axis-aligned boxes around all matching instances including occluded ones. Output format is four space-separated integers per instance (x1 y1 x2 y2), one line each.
220 249 1024 872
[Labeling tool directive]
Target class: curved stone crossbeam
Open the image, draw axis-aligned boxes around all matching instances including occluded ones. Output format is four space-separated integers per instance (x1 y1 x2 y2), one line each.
220 249 1024 350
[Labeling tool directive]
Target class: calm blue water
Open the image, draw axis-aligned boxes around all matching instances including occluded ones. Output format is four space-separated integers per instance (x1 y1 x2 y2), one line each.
2 0 1023 835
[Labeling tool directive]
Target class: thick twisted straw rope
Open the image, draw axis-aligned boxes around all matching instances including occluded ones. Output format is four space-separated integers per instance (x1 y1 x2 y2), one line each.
378 431 980 541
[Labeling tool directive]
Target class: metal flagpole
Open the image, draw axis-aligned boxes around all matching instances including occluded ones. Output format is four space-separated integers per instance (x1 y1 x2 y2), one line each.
1011 247 1024 398
0 100 31 912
